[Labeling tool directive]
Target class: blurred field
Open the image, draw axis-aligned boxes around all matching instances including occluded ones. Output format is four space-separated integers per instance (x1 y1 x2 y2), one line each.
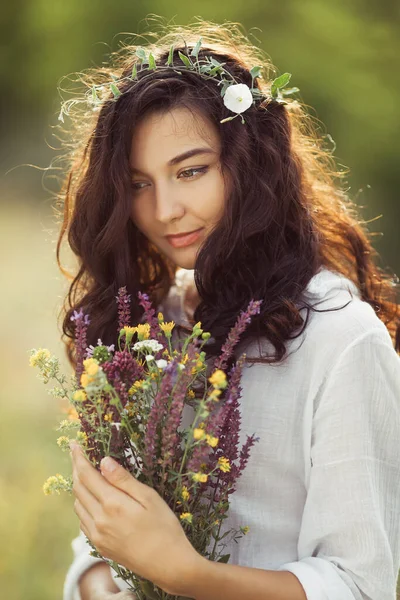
0 201 80 599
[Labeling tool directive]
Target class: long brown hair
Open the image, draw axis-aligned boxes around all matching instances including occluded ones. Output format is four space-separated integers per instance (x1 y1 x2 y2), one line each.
53 17 400 371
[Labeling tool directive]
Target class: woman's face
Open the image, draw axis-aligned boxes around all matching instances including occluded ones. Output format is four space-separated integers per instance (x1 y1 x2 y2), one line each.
129 106 226 270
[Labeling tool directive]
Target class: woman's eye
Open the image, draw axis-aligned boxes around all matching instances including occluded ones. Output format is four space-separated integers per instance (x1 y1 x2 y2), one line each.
179 166 208 179
131 182 147 191
131 167 208 192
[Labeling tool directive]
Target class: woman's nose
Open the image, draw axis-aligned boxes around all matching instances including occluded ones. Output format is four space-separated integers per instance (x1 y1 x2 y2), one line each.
154 182 186 223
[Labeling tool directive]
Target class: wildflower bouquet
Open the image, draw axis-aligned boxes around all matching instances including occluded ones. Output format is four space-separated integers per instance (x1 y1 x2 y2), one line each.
30 287 262 600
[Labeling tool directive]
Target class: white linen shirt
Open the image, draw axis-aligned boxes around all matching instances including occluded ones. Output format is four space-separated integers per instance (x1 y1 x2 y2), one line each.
63 267 400 600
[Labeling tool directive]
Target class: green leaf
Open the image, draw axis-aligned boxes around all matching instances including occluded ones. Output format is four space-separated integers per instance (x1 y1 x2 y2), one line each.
166 44 174 66
178 51 192 68
138 579 161 599
91 86 99 104
136 47 147 61
199 64 213 74
219 80 231 97
110 83 121 98
190 37 203 58
209 57 223 67
148 52 156 70
250 65 263 80
131 63 137 79
281 86 300 96
217 553 231 563
208 65 223 76
270 72 292 97
220 114 239 124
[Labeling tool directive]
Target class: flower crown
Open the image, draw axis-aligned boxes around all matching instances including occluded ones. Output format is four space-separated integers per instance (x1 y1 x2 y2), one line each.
58 37 299 125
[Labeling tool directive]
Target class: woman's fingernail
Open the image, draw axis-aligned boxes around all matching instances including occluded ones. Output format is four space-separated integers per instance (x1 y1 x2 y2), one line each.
101 456 117 472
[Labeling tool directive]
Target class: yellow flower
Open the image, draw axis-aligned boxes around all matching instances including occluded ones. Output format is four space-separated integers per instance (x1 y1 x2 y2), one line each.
187 389 195 399
123 326 137 335
42 473 70 496
67 406 79 422
122 326 137 344
103 413 113 422
192 472 208 483
136 323 150 340
208 389 222 402
80 373 94 388
72 389 87 402
129 379 145 395
76 431 88 444
29 348 51 367
56 436 70 451
217 457 231 473
181 486 190 501
157 312 164 322
193 428 206 440
181 353 189 364
241 526 250 535
83 357 97 367
206 435 219 448
192 321 202 333
208 369 228 389
159 321 175 337
179 512 193 523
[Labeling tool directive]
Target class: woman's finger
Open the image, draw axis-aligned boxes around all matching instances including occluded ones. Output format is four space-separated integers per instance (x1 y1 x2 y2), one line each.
71 444 112 502
73 472 102 520
74 497 95 540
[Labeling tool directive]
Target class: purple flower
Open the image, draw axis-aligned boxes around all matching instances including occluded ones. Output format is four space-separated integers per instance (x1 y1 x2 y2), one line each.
85 338 115 359
160 339 200 472
142 356 180 481
116 286 132 350
70 308 91 385
137 291 161 340
214 299 263 371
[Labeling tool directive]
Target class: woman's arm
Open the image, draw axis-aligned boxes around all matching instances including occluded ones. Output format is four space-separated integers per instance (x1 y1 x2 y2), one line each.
78 562 121 600
63 529 134 600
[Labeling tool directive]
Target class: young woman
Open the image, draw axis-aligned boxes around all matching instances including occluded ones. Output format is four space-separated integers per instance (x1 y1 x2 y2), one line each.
58 19 400 600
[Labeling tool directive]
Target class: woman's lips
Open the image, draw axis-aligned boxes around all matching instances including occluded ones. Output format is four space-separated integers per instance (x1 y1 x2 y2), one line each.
165 228 204 248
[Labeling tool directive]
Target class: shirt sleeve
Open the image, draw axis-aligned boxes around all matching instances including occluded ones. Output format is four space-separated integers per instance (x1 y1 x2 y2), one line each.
62 528 105 600
277 327 400 600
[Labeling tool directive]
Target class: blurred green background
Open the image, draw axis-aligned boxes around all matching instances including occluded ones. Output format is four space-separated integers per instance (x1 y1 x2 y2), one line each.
1 2 399 599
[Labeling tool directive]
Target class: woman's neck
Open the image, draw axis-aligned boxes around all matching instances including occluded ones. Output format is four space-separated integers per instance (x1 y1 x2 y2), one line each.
183 281 201 324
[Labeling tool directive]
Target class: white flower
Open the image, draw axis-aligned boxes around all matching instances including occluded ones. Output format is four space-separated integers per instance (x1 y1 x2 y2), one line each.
145 354 155 362
156 359 168 370
177 363 186 371
223 83 253 114
133 340 163 353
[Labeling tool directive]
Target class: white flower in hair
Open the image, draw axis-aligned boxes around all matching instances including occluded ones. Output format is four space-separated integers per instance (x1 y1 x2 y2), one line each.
223 83 253 114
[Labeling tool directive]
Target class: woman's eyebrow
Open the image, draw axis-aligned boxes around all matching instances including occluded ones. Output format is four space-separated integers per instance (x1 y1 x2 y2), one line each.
130 147 215 174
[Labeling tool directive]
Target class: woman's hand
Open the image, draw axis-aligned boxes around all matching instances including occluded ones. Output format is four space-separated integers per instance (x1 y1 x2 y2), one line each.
70 442 203 597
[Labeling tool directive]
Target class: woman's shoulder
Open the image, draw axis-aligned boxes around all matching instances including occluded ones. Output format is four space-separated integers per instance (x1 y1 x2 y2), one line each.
299 266 392 349
237 266 394 362
157 265 394 358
